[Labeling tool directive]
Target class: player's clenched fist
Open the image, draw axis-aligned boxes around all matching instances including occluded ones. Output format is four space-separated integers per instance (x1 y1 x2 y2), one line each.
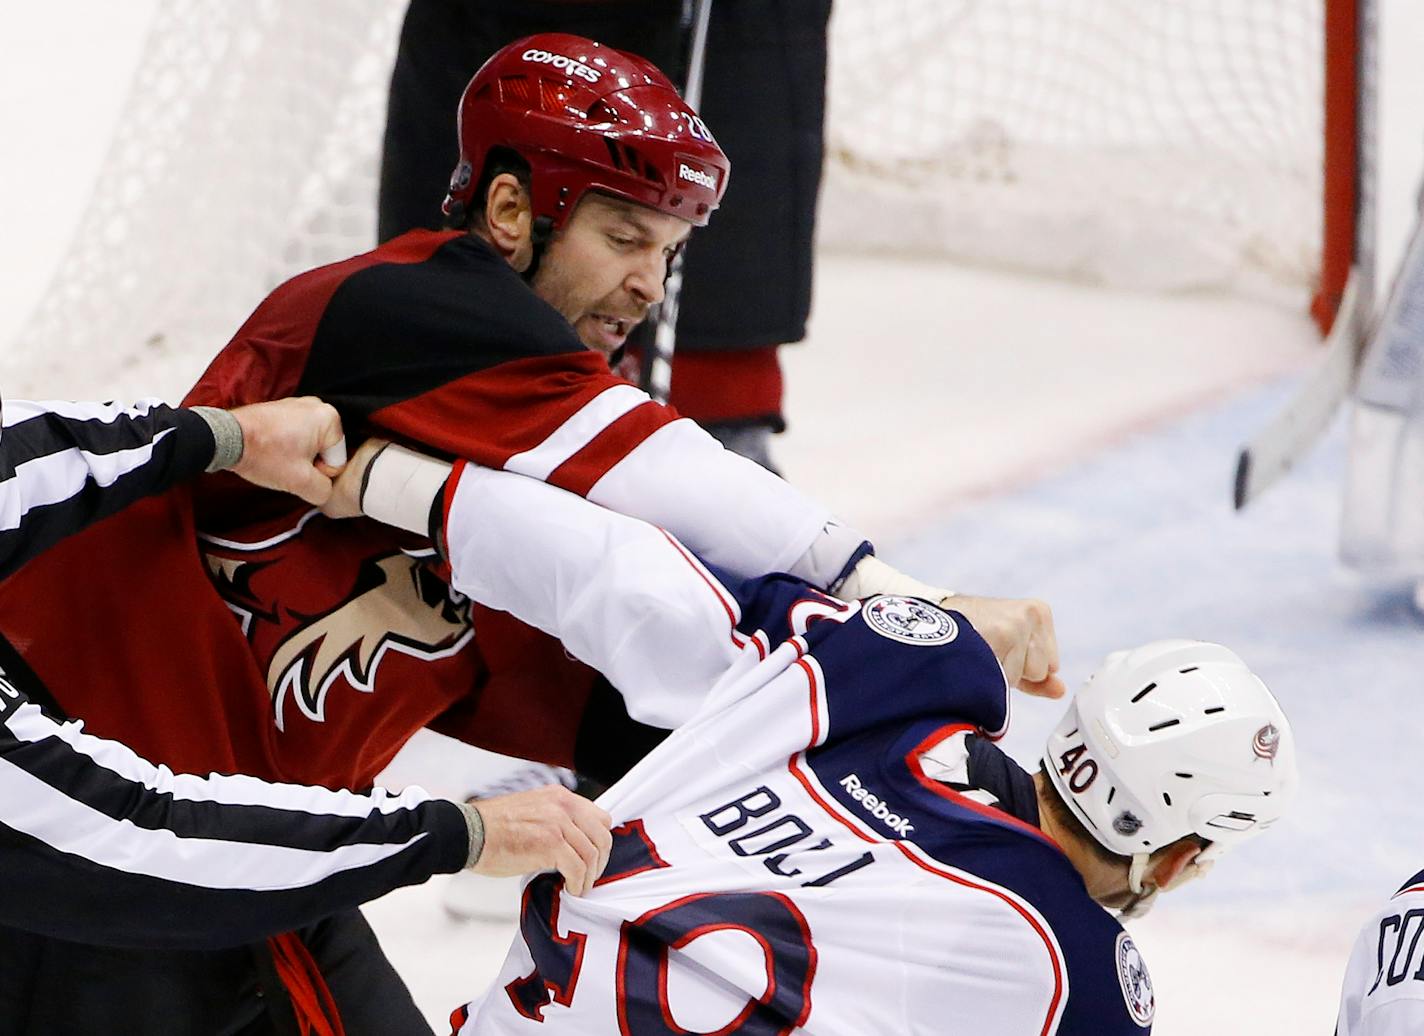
832 556 1064 698
949 595 1064 699
228 396 347 506
471 785 614 897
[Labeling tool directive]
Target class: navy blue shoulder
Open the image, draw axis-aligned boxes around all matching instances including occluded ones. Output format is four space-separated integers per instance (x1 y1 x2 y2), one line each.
816 719 1153 1033
705 570 1010 744
814 600 1007 741
917 816 1155 1033
700 566 828 647
1047 879 1154 1034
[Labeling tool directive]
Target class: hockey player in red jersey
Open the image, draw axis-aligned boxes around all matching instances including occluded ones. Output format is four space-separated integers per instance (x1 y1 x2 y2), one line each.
0 394 617 950
0 34 1059 1036
342 443 1299 1035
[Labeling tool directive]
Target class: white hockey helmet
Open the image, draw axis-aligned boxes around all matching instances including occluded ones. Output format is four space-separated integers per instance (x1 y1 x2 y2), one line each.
1042 640 1297 863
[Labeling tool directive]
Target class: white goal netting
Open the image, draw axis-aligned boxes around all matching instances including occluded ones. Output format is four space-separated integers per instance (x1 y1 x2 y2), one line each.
822 1 1326 297
4 0 1337 401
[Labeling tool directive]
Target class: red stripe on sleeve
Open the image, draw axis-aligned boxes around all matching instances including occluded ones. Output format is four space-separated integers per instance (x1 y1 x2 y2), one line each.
545 400 679 498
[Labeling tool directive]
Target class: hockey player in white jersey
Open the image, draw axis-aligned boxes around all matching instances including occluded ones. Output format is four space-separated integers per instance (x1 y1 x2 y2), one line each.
1336 870 1424 1035
347 445 1299 1035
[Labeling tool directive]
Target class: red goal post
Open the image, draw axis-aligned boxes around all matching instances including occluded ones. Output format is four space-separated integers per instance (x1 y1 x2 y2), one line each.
1315 0 1371 334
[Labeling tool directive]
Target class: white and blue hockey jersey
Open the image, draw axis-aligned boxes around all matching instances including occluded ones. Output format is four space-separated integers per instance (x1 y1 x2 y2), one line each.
436 463 1154 1035
1336 868 1424 1036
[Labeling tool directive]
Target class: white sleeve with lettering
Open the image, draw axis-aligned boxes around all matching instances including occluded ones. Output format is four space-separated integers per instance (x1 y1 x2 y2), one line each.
441 463 748 728
583 419 866 588
1337 879 1424 1036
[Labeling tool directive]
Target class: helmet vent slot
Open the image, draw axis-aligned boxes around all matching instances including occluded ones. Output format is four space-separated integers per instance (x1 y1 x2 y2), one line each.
588 100 622 124
1106 786 1116 804
498 76 534 107
1174 772 1194 779
1162 792 1173 806
1204 706 1226 715
1206 810 1258 831
600 139 659 184
538 81 573 114
1147 718 1180 732
1179 666 1199 674
1130 682 1157 703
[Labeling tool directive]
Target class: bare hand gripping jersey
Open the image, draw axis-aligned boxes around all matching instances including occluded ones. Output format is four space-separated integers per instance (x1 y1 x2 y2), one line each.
434 465 1153 1035
1337 870 1424 1036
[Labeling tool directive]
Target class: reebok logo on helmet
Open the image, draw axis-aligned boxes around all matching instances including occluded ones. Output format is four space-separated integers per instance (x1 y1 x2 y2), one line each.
522 48 601 84
678 163 718 191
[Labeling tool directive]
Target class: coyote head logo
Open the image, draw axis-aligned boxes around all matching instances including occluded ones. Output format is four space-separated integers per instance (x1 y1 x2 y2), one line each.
265 553 472 730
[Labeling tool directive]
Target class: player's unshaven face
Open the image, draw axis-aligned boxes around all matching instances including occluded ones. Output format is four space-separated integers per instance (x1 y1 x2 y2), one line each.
532 193 692 357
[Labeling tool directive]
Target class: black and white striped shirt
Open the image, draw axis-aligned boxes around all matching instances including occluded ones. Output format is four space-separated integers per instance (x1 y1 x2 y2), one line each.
0 398 215 582
0 399 469 948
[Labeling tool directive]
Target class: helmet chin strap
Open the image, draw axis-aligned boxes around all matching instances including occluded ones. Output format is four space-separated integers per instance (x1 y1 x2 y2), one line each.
1128 852 1151 895
1118 850 1215 920
1118 852 1159 919
521 216 555 285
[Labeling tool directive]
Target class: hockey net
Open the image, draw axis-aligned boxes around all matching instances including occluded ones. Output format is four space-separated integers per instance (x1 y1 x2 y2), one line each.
3 0 1364 401
822 1 1359 314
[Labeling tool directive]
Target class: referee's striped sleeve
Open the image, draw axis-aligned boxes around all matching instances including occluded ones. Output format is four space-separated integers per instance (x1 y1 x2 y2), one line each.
0 684 469 950
0 399 216 580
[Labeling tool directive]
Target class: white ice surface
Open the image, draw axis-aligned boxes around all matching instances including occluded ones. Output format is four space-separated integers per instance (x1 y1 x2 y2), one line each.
4 3 1424 1035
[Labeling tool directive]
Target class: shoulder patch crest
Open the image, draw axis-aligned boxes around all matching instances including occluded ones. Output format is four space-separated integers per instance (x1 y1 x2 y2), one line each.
1115 931 1154 1027
861 595 958 646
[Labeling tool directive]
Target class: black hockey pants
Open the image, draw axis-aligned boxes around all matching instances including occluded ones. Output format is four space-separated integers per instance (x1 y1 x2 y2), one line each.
0 909 432 1036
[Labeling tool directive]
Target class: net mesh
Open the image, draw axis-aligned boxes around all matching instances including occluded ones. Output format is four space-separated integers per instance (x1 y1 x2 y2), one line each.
4 0 406 398
821 0 1324 297
4 0 1329 400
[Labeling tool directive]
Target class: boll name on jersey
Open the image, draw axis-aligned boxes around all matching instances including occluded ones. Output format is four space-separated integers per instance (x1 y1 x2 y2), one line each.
522 48 601 84
678 163 718 190
698 785 874 888
839 772 915 836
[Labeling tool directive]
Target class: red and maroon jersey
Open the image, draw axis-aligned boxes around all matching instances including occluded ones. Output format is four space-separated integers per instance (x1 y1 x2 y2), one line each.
0 230 857 791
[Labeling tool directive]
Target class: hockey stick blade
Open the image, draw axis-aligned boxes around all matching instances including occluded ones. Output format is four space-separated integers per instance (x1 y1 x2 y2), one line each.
1233 268 1367 509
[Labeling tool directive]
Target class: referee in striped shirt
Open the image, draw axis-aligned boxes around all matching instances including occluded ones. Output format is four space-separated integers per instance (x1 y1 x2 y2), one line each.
0 395 611 952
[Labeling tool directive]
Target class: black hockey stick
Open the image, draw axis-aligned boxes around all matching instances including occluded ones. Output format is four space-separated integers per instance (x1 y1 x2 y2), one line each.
639 0 713 403
1232 268 1368 509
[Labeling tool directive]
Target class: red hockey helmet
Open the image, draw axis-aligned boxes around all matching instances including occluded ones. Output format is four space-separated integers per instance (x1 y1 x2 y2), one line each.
442 34 729 232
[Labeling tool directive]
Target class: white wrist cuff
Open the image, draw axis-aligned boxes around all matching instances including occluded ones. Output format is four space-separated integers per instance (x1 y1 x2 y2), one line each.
360 443 453 535
834 555 954 605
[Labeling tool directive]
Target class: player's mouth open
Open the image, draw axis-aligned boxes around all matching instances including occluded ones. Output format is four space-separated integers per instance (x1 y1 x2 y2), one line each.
590 314 632 347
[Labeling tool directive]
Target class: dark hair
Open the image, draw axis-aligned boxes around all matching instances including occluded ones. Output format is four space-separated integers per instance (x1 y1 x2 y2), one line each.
1036 762 1210 867
445 147 532 231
